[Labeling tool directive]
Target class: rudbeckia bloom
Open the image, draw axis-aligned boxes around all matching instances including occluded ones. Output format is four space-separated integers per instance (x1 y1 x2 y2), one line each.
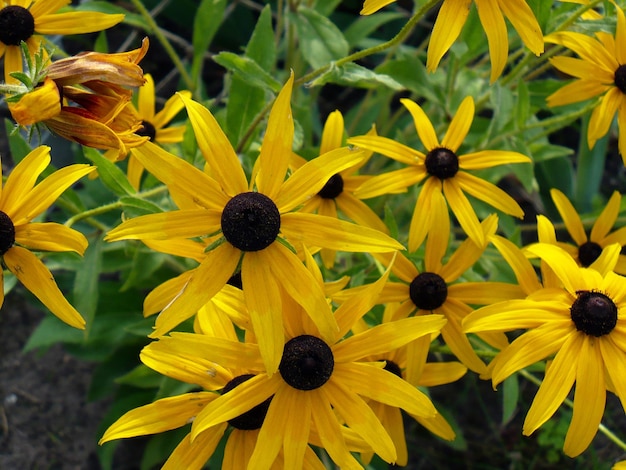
360 0 543 82
294 110 388 268
0 146 94 328
349 95 530 250
464 243 626 457
0 0 124 83
540 189 626 274
368 191 521 374
105 73 403 373
119 268 446 468
546 3 626 163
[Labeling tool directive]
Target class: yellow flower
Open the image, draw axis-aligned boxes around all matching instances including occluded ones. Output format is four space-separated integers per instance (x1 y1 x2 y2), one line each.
105 73 403 373
539 189 626 274
369 190 521 375
349 96 530 250
0 146 94 328
361 1 543 82
7 76 60 125
0 0 124 83
123 73 191 189
294 110 388 268
546 2 626 163
464 243 626 457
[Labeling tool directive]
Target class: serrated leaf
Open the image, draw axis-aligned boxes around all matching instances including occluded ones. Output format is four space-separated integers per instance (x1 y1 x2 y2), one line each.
82 147 136 196
214 52 281 93
289 6 349 69
309 62 403 90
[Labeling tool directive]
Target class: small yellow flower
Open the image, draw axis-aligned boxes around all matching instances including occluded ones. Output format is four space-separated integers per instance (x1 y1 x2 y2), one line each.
0 146 94 328
0 0 124 83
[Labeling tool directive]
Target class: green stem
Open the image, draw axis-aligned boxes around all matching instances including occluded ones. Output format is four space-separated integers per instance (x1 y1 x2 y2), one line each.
519 369 626 452
64 185 168 229
295 0 440 87
129 0 195 92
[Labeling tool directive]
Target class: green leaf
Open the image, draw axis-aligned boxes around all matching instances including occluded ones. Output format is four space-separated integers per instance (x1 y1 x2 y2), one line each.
289 6 349 69
343 12 403 47
575 114 608 212
24 315 85 352
119 196 163 218
82 147 136 197
192 0 227 88
246 4 276 70
515 77 530 130
116 364 163 389
73 234 103 337
213 52 282 93
5 119 32 164
309 63 403 90
376 57 442 103
502 374 519 425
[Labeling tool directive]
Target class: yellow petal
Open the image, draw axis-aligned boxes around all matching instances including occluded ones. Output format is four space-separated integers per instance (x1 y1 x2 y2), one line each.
459 149 531 169
591 191 621 243
563 337 605 457
8 77 61 126
336 192 388 233
256 72 294 199
179 94 248 196
498 0 544 55
144 271 193 316
100 392 218 442
615 3 626 65
4 45 23 84
448 282 524 304
456 172 525 217
4 246 85 329
600 337 626 413
360 0 396 15
525 244 585 293
354 166 425 200
15 222 88 254
34 12 124 34
401 98 440 150
320 110 344 154
29 0 71 18
475 0 509 82
547 79 610 108
154 90 191 129
439 303 488 374
424 187 449 271
281 212 404 252
163 426 226 470
348 135 425 166
442 178 484 246
464 299 569 333
137 74 155 120
490 235 542 295
442 96 474 151
426 0 472 72
548 56 613 83
588 87 622 148
522 332 581 435
408 177 439 253
241 250 284 375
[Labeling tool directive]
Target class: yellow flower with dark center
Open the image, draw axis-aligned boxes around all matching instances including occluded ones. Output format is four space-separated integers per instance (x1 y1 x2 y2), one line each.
0 145 94 328
546 2 626 163
464 243 626 457
0 0 124 83
349 96 530 250
105 268 446 468
360 0 543 82
540 189 626 275
369 190 522 375
105 73 403 373
294 110 388 268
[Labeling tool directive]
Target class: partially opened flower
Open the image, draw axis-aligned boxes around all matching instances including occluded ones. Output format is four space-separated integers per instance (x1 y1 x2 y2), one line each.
0 146 94 328
0 0 124 83
294 110 387 268
369 190 521 375
360 1 543 82
546 2 626 162
464 243 626 457
349 96 530 250
541 189 626 274
106 73 403 373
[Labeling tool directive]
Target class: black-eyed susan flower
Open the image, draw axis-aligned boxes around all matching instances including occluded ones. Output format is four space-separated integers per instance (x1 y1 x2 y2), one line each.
541 189 626 274
368 191 522 375
105 73 403 373
118 267 446 468
0 145 94 328
294 110 388 268
349 95 530 250
361 0 543 82
0 0 124 83
546 2 626 163
464 243 626 457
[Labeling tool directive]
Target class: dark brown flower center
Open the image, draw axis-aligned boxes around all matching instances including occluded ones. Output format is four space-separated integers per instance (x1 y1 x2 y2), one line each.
409 272 448 311
0 211 16 255
425 147 459 180
222 374 272 430
615 65 626 94
279 335 334 390
578 241 602 267
136 120 157 141
221 192 280 252
0 6 35 46
318 174 344 199
570 291 618 337
383 360 403 379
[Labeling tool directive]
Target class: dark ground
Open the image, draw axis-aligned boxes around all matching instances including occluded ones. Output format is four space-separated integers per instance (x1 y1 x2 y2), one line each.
0 295 105 470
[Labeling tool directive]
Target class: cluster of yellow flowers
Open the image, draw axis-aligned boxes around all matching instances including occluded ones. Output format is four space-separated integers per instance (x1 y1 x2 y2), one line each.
1 0 626 468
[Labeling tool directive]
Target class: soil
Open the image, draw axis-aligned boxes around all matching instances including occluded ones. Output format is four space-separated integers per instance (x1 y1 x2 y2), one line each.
0 295 105 470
